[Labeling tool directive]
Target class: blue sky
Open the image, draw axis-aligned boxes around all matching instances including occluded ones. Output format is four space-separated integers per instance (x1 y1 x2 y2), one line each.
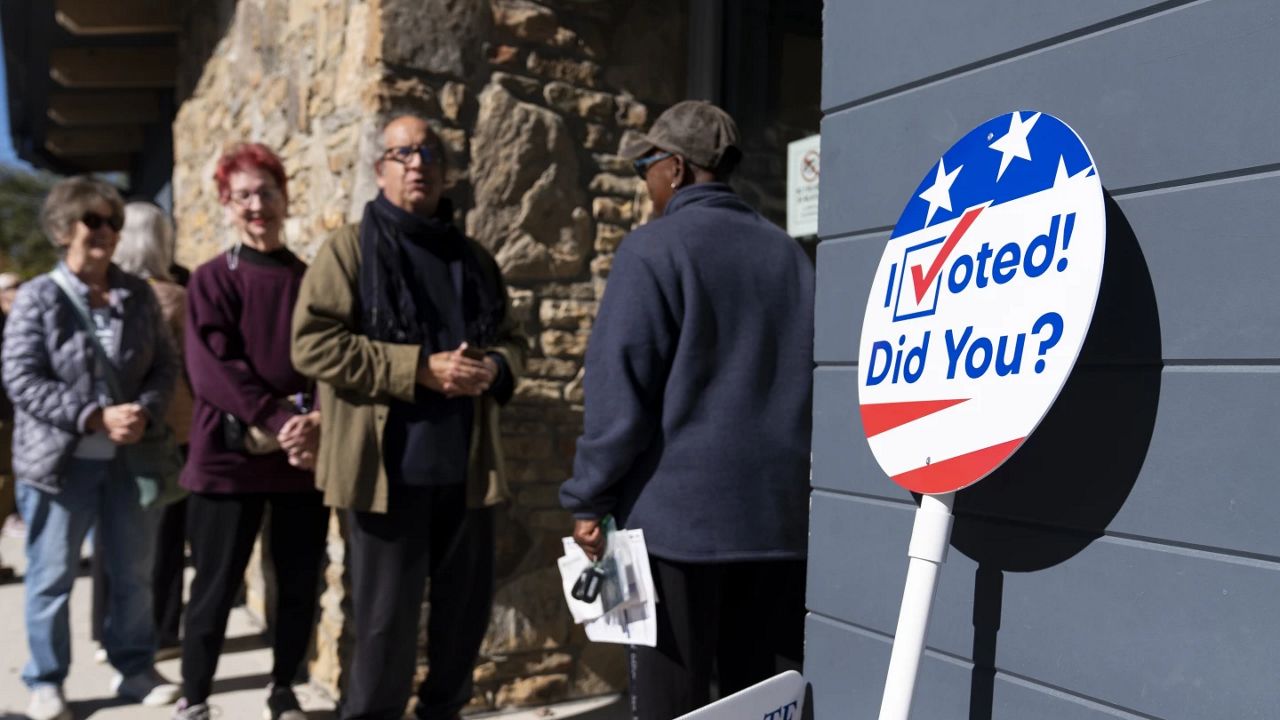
0 20 32 170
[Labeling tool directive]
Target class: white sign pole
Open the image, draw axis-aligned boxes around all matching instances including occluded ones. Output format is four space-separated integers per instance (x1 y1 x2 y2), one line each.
877 491 955 720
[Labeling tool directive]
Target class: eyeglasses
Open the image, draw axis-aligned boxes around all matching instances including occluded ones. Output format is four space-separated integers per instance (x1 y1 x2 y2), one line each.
228 187 282 207
381 144 441 166
633 152 673 179
80 211 123 233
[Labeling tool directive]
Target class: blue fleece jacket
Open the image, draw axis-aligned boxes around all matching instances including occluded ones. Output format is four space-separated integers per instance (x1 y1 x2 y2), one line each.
560 183 815 562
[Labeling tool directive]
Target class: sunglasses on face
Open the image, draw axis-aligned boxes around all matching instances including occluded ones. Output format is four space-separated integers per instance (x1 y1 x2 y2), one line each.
381 144 441 166
81 211 123 233
633 151 673 179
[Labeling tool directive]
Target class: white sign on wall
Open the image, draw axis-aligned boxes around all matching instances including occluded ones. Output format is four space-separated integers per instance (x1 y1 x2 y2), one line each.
857 110 1106 494
786 134 820 237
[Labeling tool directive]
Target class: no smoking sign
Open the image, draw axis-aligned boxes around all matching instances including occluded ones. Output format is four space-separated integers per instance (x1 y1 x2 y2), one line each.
801 149 819 183
787 134 821 237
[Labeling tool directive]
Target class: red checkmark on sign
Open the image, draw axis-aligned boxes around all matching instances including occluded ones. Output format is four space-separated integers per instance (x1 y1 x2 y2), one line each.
909 205 986 303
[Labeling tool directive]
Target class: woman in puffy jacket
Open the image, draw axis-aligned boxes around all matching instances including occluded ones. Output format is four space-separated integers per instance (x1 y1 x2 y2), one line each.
1 175 181 720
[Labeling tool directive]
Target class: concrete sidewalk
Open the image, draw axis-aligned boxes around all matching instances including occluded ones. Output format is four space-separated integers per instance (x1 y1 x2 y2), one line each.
0 530 627 720
0 527 338 719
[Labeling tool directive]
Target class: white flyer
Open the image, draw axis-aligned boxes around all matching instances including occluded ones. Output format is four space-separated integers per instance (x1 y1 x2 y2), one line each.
558 530 657 647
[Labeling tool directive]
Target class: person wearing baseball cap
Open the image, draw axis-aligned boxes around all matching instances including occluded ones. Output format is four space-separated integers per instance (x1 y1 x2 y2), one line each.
618 99 744 216
562 100 813 718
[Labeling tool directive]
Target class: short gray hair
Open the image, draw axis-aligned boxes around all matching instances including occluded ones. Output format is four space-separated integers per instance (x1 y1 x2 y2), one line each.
39 175 125 249
114 201 175 281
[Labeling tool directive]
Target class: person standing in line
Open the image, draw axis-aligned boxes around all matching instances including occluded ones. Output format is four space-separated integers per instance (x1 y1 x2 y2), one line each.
292 115 525 720
172 143 325 720
114 201 194 660
86 196 196 660
0 271 20 312
2 176 182 720
0 271 23 582
559 101 815 719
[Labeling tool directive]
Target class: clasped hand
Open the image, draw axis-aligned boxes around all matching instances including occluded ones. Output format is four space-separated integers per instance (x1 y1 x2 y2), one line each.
417 342 498 398
89 403 147 445
277 411 321 470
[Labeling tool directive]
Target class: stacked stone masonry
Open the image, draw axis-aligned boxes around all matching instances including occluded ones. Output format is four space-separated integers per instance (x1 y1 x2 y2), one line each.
171 0 686 710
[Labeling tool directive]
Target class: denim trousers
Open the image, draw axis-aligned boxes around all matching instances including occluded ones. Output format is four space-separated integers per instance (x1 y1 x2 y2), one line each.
16 457 160 688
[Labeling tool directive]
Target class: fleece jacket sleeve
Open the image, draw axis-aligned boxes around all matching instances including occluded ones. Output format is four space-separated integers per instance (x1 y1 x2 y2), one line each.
560 246 677 518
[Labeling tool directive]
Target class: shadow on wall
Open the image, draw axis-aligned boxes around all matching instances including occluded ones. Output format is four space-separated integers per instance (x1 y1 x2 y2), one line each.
946 191 1162 720
176 0 239 103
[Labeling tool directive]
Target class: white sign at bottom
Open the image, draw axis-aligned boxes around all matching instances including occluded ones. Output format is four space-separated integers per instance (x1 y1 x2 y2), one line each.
677 670 806 720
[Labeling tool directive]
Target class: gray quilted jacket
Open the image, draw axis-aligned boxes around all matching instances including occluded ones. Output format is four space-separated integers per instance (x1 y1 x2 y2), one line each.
1 264 178 492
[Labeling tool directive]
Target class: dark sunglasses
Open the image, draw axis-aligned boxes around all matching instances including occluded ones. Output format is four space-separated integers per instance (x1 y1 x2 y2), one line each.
633 151 674 179
81 211 124 233
381 144 441 166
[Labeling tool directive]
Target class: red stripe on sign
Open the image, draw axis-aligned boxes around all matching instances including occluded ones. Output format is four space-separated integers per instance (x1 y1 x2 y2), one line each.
891 438 1025 494
860 399 969 438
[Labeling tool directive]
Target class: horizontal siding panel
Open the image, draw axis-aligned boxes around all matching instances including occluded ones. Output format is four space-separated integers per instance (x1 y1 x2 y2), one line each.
806 614 963 720
816 175 1280 363
818 0 1280 238
812 367 1280 560
821 0 1170 111
806 615 1162 720
806 494 1280 719
811 366 882 494
813 232 882 363
1119 174 1280 361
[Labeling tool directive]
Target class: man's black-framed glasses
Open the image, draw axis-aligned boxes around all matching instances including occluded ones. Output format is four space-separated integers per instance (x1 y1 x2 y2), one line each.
382 144 441 166
81 211 124 233
633 151 673 179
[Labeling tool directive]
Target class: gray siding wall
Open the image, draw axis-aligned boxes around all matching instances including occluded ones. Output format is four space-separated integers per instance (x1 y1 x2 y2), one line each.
809 2 1280 718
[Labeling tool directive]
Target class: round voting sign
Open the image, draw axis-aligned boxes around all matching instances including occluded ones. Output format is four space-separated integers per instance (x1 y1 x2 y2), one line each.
857 111 1105 495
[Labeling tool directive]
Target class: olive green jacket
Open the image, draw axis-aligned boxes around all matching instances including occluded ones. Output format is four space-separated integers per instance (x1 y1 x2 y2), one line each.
291 224 525 513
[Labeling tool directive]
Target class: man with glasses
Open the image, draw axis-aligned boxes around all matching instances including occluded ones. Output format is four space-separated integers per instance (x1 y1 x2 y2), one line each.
292 115 525 720
560 101 814 718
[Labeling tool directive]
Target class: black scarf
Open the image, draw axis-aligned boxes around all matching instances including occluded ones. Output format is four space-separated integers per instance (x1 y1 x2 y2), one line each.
358 194 504 349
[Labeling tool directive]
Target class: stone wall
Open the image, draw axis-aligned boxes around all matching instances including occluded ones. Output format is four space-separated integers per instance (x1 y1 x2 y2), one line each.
172 0 686 710
173 0 383 268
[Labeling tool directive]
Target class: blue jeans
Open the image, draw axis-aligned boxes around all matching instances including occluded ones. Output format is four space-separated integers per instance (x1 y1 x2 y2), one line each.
16 458 160 687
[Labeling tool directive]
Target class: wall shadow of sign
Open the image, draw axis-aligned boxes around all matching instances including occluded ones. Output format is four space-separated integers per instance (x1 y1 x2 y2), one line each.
945 192 1161 720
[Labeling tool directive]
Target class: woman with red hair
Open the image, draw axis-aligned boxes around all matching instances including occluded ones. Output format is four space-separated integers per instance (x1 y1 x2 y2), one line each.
174 143 324 720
